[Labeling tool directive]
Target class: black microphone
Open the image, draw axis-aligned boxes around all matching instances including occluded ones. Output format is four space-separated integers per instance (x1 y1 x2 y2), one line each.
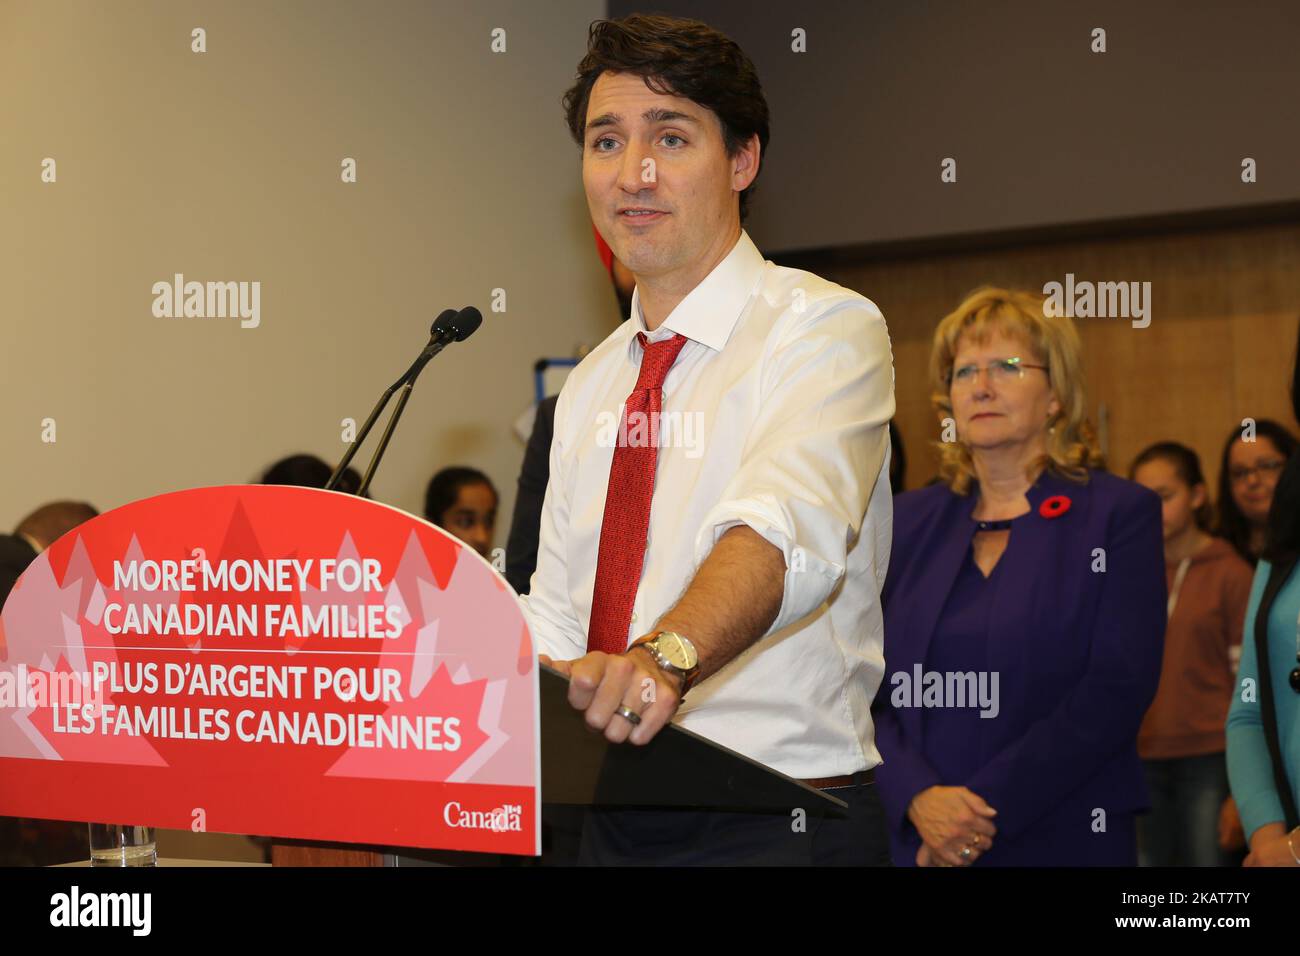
397 306 482 386
424 305 481 355
325 307 483 494
394 309 459 387
430 308 460 340
443 305 482 342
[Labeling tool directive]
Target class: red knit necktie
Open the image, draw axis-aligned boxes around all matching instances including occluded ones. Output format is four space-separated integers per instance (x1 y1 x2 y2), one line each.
586 332 688 654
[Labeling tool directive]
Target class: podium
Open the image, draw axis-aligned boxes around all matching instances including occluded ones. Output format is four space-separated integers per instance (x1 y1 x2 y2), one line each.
271 666 847 866
0 484 845 866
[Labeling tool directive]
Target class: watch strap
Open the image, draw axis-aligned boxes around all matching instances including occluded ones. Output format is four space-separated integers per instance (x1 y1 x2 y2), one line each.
634 634 697 695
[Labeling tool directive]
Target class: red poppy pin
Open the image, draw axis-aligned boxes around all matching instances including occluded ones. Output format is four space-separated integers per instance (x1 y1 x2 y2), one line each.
1039 495 1072 519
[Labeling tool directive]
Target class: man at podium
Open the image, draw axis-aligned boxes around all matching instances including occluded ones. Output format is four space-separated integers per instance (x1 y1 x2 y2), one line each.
522 14 895 865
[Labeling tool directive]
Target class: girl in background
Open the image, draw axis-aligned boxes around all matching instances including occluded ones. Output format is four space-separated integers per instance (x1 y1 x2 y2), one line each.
424 467 498 560
1131 443 1253 866
1216 420 1296 565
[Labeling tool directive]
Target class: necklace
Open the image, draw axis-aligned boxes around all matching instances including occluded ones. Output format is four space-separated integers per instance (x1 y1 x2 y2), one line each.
1291 608 1300 693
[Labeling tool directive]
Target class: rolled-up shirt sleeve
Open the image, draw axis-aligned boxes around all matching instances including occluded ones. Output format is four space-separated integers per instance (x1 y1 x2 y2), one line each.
693 298 895 636
518 386 587 661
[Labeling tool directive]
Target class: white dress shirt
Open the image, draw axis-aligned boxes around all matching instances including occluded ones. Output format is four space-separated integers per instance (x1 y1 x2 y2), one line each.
521 230 895 778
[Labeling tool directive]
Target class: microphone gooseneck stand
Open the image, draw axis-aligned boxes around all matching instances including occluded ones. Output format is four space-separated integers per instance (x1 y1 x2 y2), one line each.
326 306 483 496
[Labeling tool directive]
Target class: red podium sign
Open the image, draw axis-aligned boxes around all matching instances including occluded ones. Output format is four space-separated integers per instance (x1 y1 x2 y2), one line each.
0 486 539 855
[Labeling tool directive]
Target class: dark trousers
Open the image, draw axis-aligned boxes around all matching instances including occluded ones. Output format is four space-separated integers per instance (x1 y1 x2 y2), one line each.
578 773 891 866
1138 752 1233 867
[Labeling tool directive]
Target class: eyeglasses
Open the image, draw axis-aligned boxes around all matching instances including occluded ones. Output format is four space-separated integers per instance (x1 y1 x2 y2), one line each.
1228 460 1286 485
948 357 1048 388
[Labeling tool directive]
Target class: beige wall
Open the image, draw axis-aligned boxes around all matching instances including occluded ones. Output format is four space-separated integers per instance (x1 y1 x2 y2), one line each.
806 222 1300 494
0 0 615 540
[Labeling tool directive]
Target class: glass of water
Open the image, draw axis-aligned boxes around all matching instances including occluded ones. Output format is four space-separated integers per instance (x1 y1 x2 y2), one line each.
88 823 157 867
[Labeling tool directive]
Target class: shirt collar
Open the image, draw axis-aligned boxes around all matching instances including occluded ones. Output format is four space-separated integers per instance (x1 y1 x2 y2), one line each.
625 230 766 361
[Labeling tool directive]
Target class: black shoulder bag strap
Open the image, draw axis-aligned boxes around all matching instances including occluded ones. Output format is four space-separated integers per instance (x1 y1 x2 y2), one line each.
1253 556 1300 831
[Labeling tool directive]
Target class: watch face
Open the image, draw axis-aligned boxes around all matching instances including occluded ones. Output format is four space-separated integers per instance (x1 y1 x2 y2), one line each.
659 632 696 669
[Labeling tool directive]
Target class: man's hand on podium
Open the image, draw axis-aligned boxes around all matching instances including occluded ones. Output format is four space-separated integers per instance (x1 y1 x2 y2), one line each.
534 528 784 747
538 647 683 746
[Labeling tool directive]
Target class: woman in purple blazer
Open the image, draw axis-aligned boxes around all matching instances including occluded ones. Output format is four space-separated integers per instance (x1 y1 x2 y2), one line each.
872 288 1166 866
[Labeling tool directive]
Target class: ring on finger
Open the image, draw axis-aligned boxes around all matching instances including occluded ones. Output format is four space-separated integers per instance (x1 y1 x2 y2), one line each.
614 704 642 726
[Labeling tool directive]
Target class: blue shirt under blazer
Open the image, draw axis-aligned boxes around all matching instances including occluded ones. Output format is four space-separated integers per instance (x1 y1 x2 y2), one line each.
873 468 1166 865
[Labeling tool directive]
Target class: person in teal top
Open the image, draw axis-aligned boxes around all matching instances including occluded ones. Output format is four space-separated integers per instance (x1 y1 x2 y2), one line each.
1226 557 1300 866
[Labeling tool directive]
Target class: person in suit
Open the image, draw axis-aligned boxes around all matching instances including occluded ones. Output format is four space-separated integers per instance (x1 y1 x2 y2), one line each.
504 226 635 596
888 420 907 494
872 287 1166 866
505 395 558 595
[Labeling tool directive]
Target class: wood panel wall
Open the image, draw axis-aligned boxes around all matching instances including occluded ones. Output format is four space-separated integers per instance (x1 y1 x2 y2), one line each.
797 222 1300 494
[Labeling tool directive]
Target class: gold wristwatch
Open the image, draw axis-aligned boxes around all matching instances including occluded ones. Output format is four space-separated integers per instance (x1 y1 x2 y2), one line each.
633 631 700 696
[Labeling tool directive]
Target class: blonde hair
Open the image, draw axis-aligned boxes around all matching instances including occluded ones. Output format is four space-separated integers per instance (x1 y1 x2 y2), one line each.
930 287 1103 494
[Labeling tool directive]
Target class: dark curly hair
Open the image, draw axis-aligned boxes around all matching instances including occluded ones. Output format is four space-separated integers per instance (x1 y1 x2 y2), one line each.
1215 418 1297 564
562 14 770 222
